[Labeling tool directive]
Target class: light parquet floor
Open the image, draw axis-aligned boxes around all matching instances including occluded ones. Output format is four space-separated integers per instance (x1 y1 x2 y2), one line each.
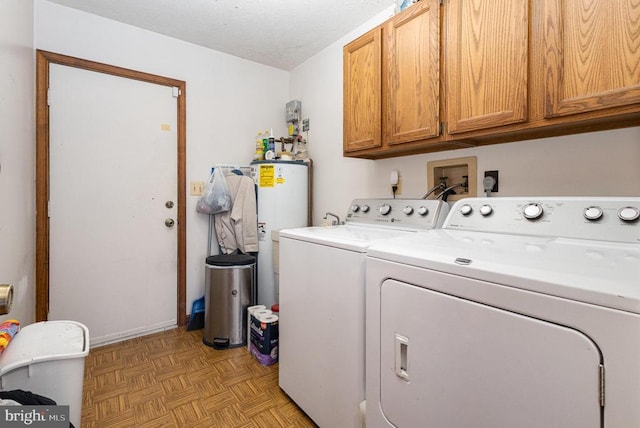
81 327 317 427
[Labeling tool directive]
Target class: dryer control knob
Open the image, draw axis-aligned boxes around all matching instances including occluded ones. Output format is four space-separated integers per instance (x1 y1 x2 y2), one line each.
479 204 493 216
460 204 473 216
350 204 360 213
618 206 640 222
403 206 414 215
583 206 603 221
379 204 392 216
361 205 370 213
523 203 544 220
417 206 429 216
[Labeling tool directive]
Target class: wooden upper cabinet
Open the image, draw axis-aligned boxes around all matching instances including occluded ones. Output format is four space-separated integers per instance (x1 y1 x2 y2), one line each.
383 0 441 145
343 28 382 153
543 0 640 118
343 0 640 159
445 0 529 134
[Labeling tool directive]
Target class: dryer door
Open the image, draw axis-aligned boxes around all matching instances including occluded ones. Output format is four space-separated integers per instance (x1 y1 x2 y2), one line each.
379 279 602 428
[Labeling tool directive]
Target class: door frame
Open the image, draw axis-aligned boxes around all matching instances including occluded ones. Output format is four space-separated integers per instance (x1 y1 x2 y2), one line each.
36 50 188 326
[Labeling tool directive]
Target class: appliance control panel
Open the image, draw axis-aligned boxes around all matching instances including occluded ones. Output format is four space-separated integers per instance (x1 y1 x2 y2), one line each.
346 198 450 230
444 197 640 243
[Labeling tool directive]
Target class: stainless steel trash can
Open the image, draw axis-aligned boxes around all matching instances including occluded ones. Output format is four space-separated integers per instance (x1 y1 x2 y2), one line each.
203 253 255 349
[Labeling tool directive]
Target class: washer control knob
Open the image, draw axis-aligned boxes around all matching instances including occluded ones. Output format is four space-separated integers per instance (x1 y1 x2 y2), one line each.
583 206 603 221
460 204 473 216
479 204 493 216
618 206 640 222
417 206 429 216
350 204 360 213
361 205 370 213
523 203 544 220
403 206 414 215
379 204 392 216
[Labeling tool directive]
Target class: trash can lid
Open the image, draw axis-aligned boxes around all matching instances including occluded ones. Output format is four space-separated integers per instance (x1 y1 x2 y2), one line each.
0 321 89 375
206 253 255 267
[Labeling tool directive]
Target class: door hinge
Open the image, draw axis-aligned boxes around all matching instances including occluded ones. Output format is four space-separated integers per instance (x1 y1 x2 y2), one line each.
599 364 605 407
47 88 51 106
439 121 444 135
440 0 445 5
47 200 51 218
172 87 181 98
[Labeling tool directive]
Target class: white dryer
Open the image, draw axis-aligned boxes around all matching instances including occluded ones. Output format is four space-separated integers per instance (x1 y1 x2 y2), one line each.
365 197 640 428
278 198 449 428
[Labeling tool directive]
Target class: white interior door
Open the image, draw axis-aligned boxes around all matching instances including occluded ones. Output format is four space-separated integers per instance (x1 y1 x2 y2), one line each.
48 64 178 346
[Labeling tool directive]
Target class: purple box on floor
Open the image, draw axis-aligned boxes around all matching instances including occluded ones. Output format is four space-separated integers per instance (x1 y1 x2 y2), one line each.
249 314 278 365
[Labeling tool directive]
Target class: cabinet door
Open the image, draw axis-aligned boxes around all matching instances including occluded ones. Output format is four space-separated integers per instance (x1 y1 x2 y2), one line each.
343 28 382 152
544 0 640 118
445 0 529 134
383 0 441 145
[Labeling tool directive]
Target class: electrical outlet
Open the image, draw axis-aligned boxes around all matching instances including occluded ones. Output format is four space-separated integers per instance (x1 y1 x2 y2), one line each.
484 170 499 192
302 118 310 132
390 170 401 196
190 181 205 196
390 170 399 185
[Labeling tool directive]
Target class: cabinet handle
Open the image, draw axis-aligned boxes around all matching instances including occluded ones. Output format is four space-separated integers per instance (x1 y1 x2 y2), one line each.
395 334 410 382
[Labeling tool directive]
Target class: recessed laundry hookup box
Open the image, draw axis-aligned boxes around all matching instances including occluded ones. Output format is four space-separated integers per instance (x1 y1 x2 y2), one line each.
249 313 278 366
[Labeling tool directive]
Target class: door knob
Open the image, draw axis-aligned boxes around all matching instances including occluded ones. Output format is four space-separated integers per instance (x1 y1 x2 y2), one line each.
165 218 175 227
165 201 174 208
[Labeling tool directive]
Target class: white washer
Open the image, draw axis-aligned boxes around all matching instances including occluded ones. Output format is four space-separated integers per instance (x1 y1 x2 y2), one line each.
278 198 449 428
366 197 640 428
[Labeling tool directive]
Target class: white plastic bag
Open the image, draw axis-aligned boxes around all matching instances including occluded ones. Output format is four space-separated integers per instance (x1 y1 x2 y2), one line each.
196 169 232 214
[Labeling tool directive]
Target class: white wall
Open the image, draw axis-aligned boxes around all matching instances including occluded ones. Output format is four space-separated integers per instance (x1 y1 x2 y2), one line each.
290 8 640 224
290 7 396 225
35 0 290 310
373 128 640 200
0 0 36 324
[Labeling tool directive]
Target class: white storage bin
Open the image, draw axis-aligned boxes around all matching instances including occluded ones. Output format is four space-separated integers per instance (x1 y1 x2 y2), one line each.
0 320 89 428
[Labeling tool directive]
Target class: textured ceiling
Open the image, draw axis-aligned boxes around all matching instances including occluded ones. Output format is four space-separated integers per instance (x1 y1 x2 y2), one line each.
45 0 397 71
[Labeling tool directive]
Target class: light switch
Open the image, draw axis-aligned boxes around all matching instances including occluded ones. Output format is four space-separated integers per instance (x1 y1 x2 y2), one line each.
190 181 205 196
